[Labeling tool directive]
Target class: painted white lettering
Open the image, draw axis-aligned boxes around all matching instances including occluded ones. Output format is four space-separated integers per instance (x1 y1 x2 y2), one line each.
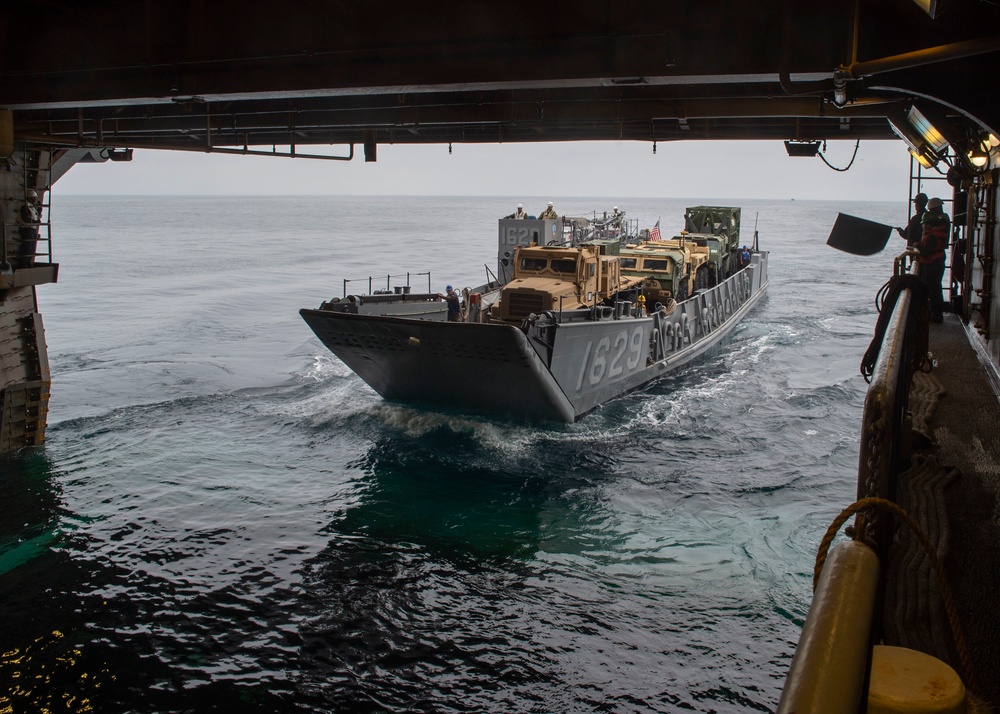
575 341 593 391
608 331 628 378
589 336 611 385
627 327 643 369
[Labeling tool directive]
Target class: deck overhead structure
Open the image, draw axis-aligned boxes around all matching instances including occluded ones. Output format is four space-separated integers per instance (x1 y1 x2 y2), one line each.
2 1 999 151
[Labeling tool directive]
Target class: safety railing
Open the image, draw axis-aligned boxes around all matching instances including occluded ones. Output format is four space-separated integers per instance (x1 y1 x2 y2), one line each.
342 271 432 297
778 262 929 712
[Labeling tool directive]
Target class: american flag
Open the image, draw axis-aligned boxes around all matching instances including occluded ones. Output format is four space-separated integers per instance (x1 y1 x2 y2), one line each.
649 218 661 241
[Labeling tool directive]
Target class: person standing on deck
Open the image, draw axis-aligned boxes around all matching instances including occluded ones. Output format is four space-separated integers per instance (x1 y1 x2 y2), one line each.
15 188 40 268
440 285 461 321
895 192 928 247
740 245 751 267
513 204 527 219
918 197 950 323
539 202 558 219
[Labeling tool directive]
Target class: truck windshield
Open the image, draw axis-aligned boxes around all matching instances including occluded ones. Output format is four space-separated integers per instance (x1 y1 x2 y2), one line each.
550 259 577 274
520 257 547 271
643 259 670 271
620 257 637 269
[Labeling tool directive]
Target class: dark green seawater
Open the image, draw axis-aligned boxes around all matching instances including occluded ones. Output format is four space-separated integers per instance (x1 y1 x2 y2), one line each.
1 196 902 712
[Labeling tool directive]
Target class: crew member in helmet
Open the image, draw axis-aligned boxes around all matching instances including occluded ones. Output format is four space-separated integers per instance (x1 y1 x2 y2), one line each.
917 197 950 323
15 188 40 268
513 204 527 219
440 284 461 321
539 202 558 219
895 192 928 247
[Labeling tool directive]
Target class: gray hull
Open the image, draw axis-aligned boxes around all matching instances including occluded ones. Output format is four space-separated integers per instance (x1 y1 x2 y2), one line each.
301 253 768 422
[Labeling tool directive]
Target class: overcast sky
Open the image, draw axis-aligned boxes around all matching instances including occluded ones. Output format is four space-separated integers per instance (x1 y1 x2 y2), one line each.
54 139 916 202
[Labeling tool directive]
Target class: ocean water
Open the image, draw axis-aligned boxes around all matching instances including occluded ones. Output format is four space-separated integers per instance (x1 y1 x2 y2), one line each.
0 196 903 712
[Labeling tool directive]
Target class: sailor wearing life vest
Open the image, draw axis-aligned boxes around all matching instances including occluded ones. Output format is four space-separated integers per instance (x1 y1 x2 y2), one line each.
441 285 461 321
917 196 950 323
740 245 751 267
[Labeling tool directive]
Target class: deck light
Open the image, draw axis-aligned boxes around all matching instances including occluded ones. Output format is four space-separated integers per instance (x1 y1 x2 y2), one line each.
906 106 949 154
909 146 937 169
967 137 990 168
912 0 941 18
968 147 988 167
107 148 133 161
888 106 953 169
784 140 821 157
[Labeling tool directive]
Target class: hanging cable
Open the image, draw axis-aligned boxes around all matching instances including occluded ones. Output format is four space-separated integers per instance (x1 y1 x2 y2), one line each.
817 139 861 172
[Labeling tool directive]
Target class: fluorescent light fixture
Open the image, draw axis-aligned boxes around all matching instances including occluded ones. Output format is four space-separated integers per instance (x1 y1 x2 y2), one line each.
888 105 954 169
784 140 821 157
906 106 949 154
909 147 937 169
888 112 930 153
912 0 941 18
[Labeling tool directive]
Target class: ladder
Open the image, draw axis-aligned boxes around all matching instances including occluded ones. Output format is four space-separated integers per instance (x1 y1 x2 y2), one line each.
20 146 54 266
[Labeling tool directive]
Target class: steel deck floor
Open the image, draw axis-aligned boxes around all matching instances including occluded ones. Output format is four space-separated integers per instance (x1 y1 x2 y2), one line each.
923 313 1000 706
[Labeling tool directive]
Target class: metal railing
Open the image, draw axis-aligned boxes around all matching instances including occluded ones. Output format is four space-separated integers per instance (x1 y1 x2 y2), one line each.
779 263 929 712
342 271 432 297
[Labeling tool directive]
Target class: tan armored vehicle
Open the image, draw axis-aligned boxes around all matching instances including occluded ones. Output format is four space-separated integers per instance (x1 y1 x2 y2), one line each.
619 239 711 306
494 243 643 322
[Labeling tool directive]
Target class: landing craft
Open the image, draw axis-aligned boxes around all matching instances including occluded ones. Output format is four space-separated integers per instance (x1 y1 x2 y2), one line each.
300 207 768 422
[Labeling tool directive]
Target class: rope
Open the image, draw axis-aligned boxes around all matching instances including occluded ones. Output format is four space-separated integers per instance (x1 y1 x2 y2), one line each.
812 496 978 694
861 274 930 383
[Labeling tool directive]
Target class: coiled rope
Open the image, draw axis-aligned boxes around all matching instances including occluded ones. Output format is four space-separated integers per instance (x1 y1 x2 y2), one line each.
812 496 977 695
861 274 930 384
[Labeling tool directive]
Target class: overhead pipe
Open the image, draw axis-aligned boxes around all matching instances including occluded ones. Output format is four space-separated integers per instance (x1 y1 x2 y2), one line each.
779 0 1000 101
12 133 357 161
841 35 1000 78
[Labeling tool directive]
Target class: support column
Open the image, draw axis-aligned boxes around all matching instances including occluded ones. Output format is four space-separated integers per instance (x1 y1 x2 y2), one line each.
1 138 55 453
0 303 50 450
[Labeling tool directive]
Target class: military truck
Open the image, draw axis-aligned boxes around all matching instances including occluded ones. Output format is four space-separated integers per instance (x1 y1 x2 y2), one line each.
493 242 643 323
618 239 711 306
681 206 743 286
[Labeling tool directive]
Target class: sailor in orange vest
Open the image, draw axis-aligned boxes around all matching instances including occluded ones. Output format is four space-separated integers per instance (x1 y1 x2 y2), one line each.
917 196 950 323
